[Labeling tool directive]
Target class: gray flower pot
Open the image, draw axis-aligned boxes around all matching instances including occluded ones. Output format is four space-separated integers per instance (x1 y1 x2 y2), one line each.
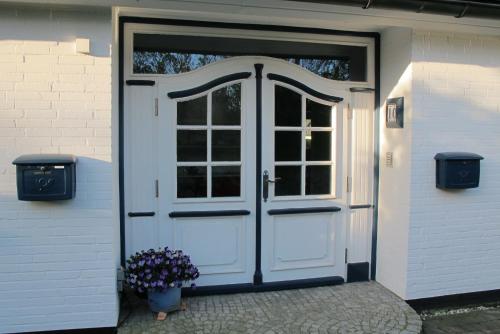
147 287 181 313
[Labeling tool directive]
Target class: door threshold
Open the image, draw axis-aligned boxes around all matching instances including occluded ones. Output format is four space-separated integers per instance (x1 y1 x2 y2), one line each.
182 276 344 297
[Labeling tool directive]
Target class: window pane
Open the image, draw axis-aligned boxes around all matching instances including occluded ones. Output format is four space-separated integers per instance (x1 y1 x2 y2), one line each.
275 131 301 162
212 84 241 125
275 86 301 127
177 96 207 125
306 99 331 127
306 166 331 195
275 166 301 196
177 166 207 198
134 34 366 80
212 166 241 197
177 130 207 162
306 131 331 161
212 130 240 161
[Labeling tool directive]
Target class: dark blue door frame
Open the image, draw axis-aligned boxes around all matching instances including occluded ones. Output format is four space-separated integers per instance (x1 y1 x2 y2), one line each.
118 16 380 284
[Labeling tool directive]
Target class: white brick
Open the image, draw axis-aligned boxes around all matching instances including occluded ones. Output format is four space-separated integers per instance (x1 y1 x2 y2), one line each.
0 44 16 54
52 82 85 92
52 119 86 128
16 119 52 128
84 64 111 75
54 64 85 74
0 62 18 73
61 128 94 137
14 100 51 109
21 42 52 54
24 55 58 64
0 73 23 82
49 42 75 55
59 55 94 65
0 8 115 333
26 128 61 137
24 73 58 82
15 82 51 92
24 110 57 119
0 55 23 63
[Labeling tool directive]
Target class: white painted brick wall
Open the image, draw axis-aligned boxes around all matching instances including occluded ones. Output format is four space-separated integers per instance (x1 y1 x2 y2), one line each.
406 32 500 299
0 5 117 333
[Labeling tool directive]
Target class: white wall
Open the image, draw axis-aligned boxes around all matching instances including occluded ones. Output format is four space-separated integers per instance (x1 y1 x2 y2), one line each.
406 31 500 300
0 4 118 333
376 27 413 299
377 28 500 300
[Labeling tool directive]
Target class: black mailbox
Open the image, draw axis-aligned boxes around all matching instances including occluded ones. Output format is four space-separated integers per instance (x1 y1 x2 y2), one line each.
434 152 484 189
12 154 77 201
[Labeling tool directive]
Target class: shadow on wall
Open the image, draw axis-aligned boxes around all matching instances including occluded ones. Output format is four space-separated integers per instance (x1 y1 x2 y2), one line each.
0 3 111 57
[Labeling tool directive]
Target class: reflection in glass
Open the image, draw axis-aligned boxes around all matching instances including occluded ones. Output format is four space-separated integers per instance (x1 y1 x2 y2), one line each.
134 52 351 80
212 84 241 125
306 165 331 195
212 166 241 197
212 130 240 161
177 166 207 198
275 86 301 127
275 131 301 161
306 132 331 161
306 99 331 127
134 52 228 75
177 96 207 125
275 166 301 196
177 130 207 162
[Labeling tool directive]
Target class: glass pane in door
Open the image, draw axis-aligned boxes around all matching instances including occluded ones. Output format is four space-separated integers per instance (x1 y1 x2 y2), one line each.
177 166 207 198
177 130 207 162
306 132 331 161
306 165 331 195
275 131 301 161
306 99 331 127
212 130 240 161
212 84 241 125
212 166 241 197
275 166 301 196
275 86 301 127
177 95 207 125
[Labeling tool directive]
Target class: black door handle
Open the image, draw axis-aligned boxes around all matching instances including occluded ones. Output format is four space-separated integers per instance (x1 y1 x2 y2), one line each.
263 170 281 202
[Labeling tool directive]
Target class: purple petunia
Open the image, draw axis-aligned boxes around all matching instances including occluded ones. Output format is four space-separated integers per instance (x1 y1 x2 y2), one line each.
124 247 199 293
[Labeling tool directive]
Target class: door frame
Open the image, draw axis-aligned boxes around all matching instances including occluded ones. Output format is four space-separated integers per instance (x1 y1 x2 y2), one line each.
118 16 381 288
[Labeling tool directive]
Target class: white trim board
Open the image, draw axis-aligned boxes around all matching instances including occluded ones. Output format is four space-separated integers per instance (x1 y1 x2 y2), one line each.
3 0 500 35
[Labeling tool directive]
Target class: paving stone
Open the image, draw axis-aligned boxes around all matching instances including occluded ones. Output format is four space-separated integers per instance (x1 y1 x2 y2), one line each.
423 307 500 334
118 282 421 334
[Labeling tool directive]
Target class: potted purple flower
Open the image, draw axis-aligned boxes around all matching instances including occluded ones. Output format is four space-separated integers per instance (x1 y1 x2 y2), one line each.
125 247 199 314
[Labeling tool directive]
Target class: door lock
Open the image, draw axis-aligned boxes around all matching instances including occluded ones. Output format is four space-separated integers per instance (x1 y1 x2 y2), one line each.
263 170 282 202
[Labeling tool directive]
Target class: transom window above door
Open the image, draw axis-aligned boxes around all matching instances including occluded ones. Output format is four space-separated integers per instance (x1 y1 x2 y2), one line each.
133 34 367 81
273 85 337 198
176 83 242 199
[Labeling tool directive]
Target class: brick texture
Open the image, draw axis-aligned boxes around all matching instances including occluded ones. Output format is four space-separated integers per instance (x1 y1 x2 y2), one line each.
0 6 117 334
407 32 500 299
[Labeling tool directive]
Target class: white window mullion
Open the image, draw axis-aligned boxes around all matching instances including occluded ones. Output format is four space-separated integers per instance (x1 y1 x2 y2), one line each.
301 95 306 196
207 93 212 198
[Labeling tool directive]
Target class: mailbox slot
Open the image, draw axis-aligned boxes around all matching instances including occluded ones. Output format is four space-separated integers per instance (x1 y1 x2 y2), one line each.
434 152 483 189
13 154 77 201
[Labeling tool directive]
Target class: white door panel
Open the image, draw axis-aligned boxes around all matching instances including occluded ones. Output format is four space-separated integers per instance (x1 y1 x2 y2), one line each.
124 56 375 286
124 85 158 256
350 92 375 206
157 60 257 286
346 91 375 271
260 60 348 283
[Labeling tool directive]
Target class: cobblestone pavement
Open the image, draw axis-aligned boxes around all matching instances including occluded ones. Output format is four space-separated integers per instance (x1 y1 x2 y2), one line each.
118 282 422 334
423 307 500 333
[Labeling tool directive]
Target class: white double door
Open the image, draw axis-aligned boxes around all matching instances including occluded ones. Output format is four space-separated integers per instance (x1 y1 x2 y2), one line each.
127 56 357 286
